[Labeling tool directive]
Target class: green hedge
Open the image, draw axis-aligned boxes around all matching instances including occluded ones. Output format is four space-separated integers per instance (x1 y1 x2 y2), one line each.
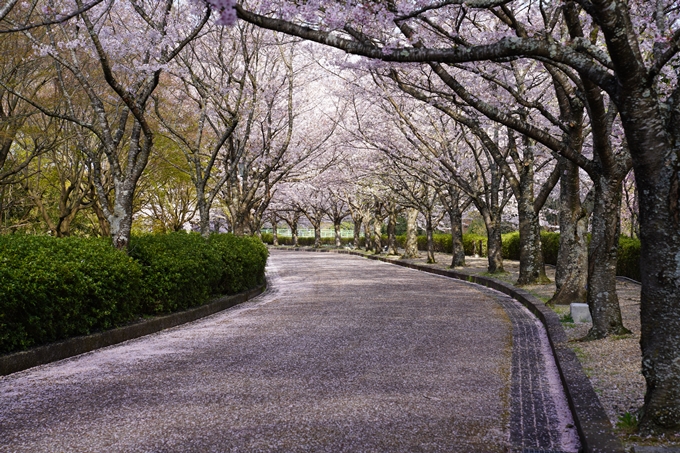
617 236 641 281
0 232 268 354
500 231 560 265
0 236 143 353
261 233 356 247
208 234 268 294
391 230 639 280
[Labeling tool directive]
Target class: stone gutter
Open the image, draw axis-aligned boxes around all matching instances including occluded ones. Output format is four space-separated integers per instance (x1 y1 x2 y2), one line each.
272 246 625 453
0 284 266 377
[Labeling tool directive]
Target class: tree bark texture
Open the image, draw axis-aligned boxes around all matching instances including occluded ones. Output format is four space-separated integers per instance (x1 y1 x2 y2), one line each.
585 176 630 339
425 214 435 264
403 208 419 259
485 216 504 274
334 221 342 247
372 217 382 254
387 209 398 255
353 218 362 249
449 208 466 268
551 160 588 305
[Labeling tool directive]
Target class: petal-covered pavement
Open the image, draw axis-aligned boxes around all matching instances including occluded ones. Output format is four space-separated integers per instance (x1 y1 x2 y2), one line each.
0 251 579 452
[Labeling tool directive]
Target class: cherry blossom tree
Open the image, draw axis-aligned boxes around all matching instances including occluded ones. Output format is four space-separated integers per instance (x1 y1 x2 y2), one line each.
233 0 680 432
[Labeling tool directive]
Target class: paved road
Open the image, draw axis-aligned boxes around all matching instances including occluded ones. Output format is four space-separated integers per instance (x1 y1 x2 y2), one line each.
0 251 578 452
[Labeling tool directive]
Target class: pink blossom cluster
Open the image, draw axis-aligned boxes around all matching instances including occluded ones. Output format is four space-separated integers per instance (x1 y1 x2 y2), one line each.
197 0 237 25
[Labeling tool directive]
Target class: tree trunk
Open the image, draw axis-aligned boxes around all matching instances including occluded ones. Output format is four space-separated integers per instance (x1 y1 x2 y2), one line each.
626 115 680 434
372 217 382 254
353 218 362 249
110 195 134 251
403 208 419 259
516 196 549 285
550 160 588 305
387 209 398 255
289 220 298 247
425 214 435 264
484 216 504 274
334 220 342 247
272 215 279 246
449 207 466 268
516 167 549 285
363 218 371 250
585 176 630 339
314 222 321 248
197 193 210 238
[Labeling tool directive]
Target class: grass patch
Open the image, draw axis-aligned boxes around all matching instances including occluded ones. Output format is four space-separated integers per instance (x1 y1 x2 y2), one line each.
616 412 639 434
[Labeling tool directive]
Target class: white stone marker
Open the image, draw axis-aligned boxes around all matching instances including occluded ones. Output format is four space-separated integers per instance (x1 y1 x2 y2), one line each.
570 303 592 323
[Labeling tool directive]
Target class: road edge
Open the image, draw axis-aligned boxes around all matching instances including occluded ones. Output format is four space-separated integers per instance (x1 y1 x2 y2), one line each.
0 284 266 376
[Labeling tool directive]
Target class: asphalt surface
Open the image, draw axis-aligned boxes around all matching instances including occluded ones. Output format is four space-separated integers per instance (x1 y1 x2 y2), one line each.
0 251 578 452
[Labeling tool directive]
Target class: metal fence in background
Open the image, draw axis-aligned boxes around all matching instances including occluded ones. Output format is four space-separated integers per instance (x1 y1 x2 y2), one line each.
261 228 360 238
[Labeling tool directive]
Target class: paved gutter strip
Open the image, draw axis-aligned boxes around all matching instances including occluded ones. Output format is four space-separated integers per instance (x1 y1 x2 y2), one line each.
0 284 266 376
272 247 625 453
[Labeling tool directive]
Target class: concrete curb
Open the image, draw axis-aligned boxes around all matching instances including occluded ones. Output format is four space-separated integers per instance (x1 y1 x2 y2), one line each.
272 246 625 453
0 284 266 377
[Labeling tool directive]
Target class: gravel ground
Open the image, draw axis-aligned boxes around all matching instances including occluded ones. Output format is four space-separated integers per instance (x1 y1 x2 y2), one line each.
0 250 564 453
389 249 680 451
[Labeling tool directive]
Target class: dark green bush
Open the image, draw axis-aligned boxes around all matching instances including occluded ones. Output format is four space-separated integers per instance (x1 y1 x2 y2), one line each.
129 232 224 314
540 232 561 266
208 233 268 294
501 232 521 260
0 235 143 353
1 232 269 354
617 236 641 281
262 233 355 247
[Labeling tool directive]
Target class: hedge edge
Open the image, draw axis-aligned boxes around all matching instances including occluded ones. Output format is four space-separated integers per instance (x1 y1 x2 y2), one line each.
0 283 266 376
271 246 624 453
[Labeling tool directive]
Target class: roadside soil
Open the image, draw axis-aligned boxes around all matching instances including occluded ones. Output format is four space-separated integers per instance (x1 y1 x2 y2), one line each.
314 246 680 452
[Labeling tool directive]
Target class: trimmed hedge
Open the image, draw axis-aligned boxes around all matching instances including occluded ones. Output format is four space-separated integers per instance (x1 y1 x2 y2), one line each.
500 231 560 265
0 232 268 354
0 236 143 353
391 230 639 280
208 233 268 294
261 233 355 247
617 236 641 281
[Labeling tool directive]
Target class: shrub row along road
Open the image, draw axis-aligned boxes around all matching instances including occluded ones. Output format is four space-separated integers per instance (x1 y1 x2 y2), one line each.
0 251 579 452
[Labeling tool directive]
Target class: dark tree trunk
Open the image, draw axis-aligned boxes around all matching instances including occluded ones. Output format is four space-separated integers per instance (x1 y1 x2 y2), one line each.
449 206 465 268
290 220 298 247
353 218 362 249
372 217 382 254
197 193 210 238
334 220 342 247
425 214 435 263
516 194 549 285
313 222 321 248
363 218 371 250
387 209 398 255
585 176 630 339
551 160 588 305
620 93 680 434
484 214 504 274
403 208 419 259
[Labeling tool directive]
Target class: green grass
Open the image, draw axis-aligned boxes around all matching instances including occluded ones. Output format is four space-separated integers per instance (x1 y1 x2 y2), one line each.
616 412 639 434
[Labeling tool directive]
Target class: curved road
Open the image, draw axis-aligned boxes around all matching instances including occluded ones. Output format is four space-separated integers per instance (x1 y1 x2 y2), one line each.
0 251 578 452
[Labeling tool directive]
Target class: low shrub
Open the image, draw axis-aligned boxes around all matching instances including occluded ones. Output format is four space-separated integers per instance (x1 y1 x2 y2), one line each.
501 232 521 260
208 233 268 294
129 232 223 314
262 234 356 247
0 235 143 353
541 232 561 266
617 236 641 281
0 232 268 354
